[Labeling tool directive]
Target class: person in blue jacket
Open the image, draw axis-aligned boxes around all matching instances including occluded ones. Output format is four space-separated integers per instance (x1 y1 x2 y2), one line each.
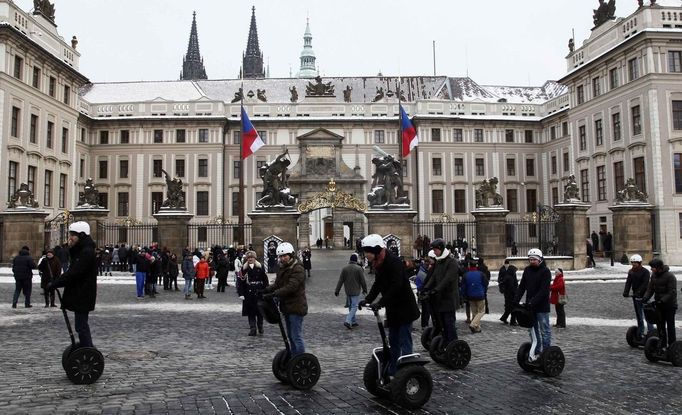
462 259 488 333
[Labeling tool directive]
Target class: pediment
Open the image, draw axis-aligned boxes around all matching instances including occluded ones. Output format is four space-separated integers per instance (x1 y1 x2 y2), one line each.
297 128 344 141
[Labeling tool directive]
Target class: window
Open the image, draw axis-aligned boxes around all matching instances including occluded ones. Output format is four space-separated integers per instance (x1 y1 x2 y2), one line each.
454 189 466 213
61 127 68 153
628 57 639 81
176 129 186 143
44 170 52 207
431 189 444 213
551 155 557 175
29 114 38 144
612 113 621 140
609 67 619 89
475 158 485 176
81 128 86 143
27 165 36 195
614 161 625 194
563 152 570 172
233 130 241 145
474 129 484 142
117 192 129 216
176 159 185 177
634 157 646 193
432 158 442 176
99 159 108 179
431 128 441 142
99 130 109 144
258 130 267 144
8 161 18 200
98 192 109 209
119 160 129 178
673 101 682 130
526 158 535 176
153 129 163 143
597 165 606 201
505 129 514 143
669 51 682 73
79 159 85 178
11 107 20 137
592 77 600 97
680 213 682 239
120 130 130 144
552 187 559 206
525 189 537 213
199 129 209 143
374 130 385 144
49 76 56 97
580 169 590 202
632 105 642 135
232 192 240 216
46 121 54 148
454 158 464 176
595 119 603 146
13 55 23 79
63 85 70 105
507 189 518 212
453 129 463 142
232 160 240 179
524 130 533 143
506 158 516 176
152 160 163 178
59 174 67 208
196 191 209 216
676 154 682 193
197 159 208 177
151 192 163 214
562 122 569 137
577 85 585 105
579 125 586 150
550 126 556 140
32 66 40 88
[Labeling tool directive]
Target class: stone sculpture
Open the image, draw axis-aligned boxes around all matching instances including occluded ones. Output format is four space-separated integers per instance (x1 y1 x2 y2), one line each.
290 86 299 103
7 183 39 208
593 0 616 27
474 177 503 208
76 178 101 208
563 174 581 202
615 178 648 204
305 76 335 96
367 154 409 207
161 169 186 209
257 150 296 208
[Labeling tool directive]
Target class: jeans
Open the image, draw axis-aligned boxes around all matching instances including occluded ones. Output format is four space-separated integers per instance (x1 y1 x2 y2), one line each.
656 304 677 348
135 272 146 297
183 278 193 295
633 297 655 337
532 312 552 352
13 279 32 306
388 323 413 375
345 295 360 325
75 312 93 348
284 314 305 357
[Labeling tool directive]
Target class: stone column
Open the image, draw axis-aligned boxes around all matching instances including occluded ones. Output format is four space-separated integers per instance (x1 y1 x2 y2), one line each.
365 210 417 258
554 203 591 270
249 210 300 260
332 217 344 249
471 208 509 269
71 208 110 245
298 213 311 249
0 209 49 263
153 211 194 258
609 203 654 264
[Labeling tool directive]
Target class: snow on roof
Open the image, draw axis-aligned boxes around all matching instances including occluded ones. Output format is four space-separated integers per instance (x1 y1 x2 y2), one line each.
80 80 206 104
654 0 682 7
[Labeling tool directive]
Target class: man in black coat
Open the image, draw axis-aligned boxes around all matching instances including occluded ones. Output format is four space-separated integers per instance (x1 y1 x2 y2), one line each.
423 238 460 343
362 234 420 375
514 248 552 356
643 258 677 351
50 221 98 348
498 259 519 325
12 246 36 308
622 254 654 337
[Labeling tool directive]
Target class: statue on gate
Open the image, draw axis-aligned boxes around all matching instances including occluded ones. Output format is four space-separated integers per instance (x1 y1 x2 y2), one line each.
257 150 296 208
474 177 503 208
7 183 39 208
563 174 581 203
76 178 102 208
161 169 186 210
367 152 409 207
615 178 648 204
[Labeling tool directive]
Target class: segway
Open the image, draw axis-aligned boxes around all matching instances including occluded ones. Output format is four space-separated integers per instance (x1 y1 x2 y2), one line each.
625 297 658 348
56 289 104 384
360 302 433 410
257 296 321 390
642 302 682 366
512 304 565 377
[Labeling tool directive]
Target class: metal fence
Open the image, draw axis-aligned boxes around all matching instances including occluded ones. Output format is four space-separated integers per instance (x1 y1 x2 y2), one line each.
412 220 477 256
97 222 158 248
505 206 566 257
44 211 73 250
187 223 252 250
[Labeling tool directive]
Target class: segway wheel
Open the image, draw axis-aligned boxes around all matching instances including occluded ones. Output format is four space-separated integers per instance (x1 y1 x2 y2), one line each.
363 358 389 398
420 327 433 351
61 343 79 371
626 326 639 348
390 365 433 410
445 340 471 370
516 342 533 372
541 346 565 377
286 353 320 390
428 335 447 364
272 349 290 383
668 342 682 367
64 347 104 385
644 337 660 363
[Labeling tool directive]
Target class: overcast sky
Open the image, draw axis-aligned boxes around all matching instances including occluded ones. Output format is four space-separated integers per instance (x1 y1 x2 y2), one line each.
15 0 653 86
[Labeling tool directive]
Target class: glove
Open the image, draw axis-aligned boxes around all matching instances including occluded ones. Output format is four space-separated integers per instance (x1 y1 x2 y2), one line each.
334 292 339 297
369 302 381 311
622 293 629 298
238 296 245 301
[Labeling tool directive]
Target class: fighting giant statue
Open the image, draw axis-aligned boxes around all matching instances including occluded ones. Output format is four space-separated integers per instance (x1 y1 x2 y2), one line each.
367 150 409 207
257 150 296 208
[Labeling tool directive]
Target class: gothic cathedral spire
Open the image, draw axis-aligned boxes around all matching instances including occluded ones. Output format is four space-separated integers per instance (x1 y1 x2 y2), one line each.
180 11 207 80
297 18 317 78
242 6 265 79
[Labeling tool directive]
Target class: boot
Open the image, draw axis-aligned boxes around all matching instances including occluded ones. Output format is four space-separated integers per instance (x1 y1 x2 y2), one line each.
11 303 17 309
258 325 264 335
50 302 57 307
248 328 257 336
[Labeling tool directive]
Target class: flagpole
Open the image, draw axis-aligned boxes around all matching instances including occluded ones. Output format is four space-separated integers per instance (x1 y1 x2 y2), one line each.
238 68 245 246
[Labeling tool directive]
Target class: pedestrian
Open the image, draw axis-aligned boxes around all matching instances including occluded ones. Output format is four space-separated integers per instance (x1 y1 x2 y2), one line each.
38 249 61 307
301 248 312 278
112 245 120 273
361 234 420 375
101 249 112 276
642 259 677 352
591 230 599 252
213 248 229 292
118 244 128 273
168 253 179 291
550 268 567 328
262 242 308 357
194 256 210 299
604 232 613 258
149 253 162 297
48 222 98 348
414 251 436 329
622 254 655 337
462 259 487 333
335 253 367 329
181 253 195 299
423 238 461 343
511 241 518 256
462 238 469 255
414 235 423 259
11 246 35 308
478 257 491 314
266 241 278 273
237 250 269 336
134 250 149 299
514 248 553 358
586 239 596 268
498 259 519 325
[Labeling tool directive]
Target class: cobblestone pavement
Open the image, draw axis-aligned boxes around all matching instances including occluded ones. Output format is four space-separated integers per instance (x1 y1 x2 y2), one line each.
1 251 681 414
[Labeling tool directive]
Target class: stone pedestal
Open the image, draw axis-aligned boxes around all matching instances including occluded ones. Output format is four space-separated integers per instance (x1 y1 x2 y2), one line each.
555 203 591 270
153 211 193 258
609 203 654 264
471 208 509 269
71 208 110 245
365 210 417 258
298 213 311 248
0 209 49 263
249 210 300 260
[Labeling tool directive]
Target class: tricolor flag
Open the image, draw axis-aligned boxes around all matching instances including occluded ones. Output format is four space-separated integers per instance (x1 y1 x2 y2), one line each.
400 104 418 157
241 106 265 159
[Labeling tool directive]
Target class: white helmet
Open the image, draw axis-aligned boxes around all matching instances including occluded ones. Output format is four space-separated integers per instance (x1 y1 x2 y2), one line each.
276 242 295 256
361 234 386 249
427 249 436 259
68 221 90 236
527 248 543 259
630 254 643 263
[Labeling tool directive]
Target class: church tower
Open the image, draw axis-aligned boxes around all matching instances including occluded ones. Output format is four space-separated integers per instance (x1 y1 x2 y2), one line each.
180 12 207 80
297 18 317 78
242 6 265 79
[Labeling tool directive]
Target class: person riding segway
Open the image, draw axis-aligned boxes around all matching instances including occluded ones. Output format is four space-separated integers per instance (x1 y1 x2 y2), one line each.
642 258 681 366
623 254 657 348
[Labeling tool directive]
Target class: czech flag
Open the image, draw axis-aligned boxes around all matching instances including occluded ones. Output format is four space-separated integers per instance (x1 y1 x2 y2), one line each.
400 104 418 157
241 106 265 159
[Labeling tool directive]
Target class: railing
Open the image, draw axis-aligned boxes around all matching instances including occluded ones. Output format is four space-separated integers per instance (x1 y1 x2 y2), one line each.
44 211 73 251
412 220 477 257
187 223 252 250
506 205 566 257
97 222 158 248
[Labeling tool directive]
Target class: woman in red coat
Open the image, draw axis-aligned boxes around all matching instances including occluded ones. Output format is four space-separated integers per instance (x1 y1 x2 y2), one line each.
550 268 566 328
194 256 210 299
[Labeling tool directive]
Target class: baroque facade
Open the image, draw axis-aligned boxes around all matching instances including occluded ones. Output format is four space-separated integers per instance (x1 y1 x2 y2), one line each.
1 1 682 264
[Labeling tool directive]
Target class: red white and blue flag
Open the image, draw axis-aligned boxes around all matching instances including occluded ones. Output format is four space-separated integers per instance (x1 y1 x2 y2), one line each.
241 106 265 159
400 104 418 157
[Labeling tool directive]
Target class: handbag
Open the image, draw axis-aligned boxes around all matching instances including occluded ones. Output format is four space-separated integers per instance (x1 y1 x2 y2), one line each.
558 293 568 305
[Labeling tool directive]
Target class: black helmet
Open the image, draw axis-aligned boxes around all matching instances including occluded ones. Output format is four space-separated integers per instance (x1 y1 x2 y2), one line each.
648 258 664 269
430 238 446 252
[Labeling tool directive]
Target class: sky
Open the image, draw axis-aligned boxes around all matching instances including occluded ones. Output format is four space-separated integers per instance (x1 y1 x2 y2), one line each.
13 0 658 86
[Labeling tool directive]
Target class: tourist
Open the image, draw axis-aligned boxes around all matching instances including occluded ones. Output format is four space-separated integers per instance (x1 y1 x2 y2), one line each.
334 253 367 329
237 250 269 335
12 246 35 309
